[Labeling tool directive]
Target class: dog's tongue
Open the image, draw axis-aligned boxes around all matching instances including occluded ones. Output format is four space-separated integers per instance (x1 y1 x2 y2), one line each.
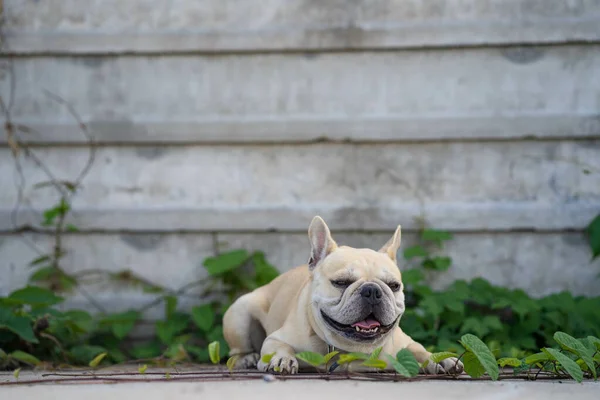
351 318 380 329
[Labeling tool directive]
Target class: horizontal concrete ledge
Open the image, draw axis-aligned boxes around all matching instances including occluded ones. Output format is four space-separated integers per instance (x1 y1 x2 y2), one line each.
2 232 598 311
4 24 600 55
6 0 600 54
4 378 600 399
2 377 600 399
2 203 599 232
3 113 600 144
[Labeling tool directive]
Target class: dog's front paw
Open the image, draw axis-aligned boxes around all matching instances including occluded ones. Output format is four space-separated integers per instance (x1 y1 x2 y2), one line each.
232 352 260 369
257 353 299 375
422 357 464 375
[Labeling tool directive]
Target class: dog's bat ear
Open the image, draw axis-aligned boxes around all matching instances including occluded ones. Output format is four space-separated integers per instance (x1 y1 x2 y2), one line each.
307 216 338 270
378 225 402 262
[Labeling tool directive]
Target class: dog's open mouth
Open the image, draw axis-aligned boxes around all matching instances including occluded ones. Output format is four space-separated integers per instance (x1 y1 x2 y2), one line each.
320 311 396 341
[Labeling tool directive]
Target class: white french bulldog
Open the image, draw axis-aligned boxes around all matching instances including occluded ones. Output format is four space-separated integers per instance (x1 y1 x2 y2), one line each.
223 216 464 374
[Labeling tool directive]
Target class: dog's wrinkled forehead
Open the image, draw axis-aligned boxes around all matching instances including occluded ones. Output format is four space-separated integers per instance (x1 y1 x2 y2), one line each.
320 247 401 281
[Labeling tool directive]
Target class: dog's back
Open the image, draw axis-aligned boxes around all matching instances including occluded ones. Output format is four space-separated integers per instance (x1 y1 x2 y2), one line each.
223 264 310 359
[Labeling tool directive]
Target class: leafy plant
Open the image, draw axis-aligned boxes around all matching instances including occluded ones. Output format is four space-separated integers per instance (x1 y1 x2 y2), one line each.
386 349 420 377
3 212 599 379
403 229 454 272
400 228 600 359
240 330 599 381
1 248 280 370
587 214 600 260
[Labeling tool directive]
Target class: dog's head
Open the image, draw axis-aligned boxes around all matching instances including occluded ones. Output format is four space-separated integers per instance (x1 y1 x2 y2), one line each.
307 216 405 352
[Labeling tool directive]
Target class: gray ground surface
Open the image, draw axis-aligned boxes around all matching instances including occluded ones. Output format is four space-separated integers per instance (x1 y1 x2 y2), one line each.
2 367 599 400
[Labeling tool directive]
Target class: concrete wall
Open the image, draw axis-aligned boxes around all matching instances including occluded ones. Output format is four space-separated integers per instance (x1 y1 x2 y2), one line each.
1 0 600 316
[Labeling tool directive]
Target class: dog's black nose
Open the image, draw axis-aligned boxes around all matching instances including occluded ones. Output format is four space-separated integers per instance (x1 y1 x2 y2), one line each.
360 283 382 305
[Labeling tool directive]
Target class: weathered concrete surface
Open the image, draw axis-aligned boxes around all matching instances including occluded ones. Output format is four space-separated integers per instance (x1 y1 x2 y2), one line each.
1 368 599 400
1 231 598 318
1 0 599 313
218 232 600 297
4 0 600 53
1 141 598 231
3 46 600 143
0 233 216 318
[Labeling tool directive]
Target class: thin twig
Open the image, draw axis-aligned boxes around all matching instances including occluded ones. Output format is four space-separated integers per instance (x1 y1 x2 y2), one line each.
0 370 580 387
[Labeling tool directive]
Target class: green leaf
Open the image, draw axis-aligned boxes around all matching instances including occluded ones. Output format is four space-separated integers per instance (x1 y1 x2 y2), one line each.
89 353 107 368
0 307 38 343
421 229 453 243
63 310 94 333
155 313 188 345
362 358 387 369
208 341 221 364
587 336 600 351
227 355 239 372
10 350 41 366
252 252 280 286
187 346 210 363
554 331 596 379
8 286 64 307
403 245 428 260
587 214 600 260
524 352 551 366
165 343 189 362
460 334 499 380
261 352 275 364
203 250 249 276
423 256 452 271
129 341 163 359
401 269 424 285
323 351 339 365
497 357 523 367
542 348 583 383
368 347 383 361
460 317 488 338
463 351 486 378
70 345 107 365
430 352 458 364
191 304 215 332
337 352 369 364
420 296 443 317
296 351 325 367
29 255 51 266
164 296 177 320
66 224 79 232
103 311 140 340
578 337 596 354
482 316 503 332
108 348 127 364
513 361 530 375
138 364 148 374
29 266 58 283
395 349 420 377
206 324 224 343
41 199 71 227
385 349 419 377
443 296 465 314
13 368 21 379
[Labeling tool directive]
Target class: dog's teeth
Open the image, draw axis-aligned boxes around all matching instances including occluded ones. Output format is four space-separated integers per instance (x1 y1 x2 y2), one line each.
356 326 360 332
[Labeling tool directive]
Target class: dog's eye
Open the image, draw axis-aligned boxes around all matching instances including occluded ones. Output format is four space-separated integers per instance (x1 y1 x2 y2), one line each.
331 279 353 288
388 282 401 292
